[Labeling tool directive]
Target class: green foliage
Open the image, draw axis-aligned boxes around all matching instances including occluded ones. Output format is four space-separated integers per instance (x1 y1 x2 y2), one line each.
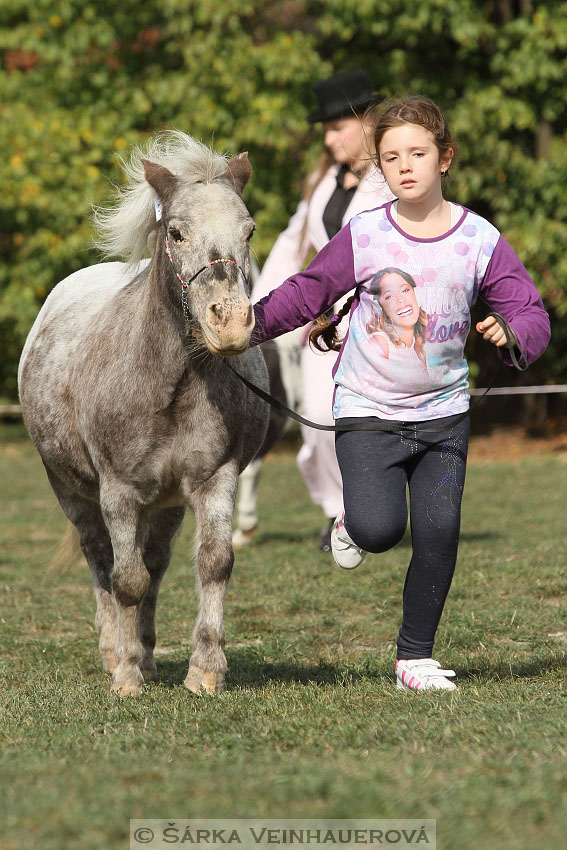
1 0 566 398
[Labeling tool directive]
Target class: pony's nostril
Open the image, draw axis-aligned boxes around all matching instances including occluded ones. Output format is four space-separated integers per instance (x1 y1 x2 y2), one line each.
209 303 223 320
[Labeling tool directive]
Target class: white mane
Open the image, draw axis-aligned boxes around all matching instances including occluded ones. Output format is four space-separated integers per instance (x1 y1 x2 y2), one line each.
92 131 228 264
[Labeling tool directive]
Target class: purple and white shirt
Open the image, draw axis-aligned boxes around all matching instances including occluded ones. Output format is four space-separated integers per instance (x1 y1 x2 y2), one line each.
252 201 550 422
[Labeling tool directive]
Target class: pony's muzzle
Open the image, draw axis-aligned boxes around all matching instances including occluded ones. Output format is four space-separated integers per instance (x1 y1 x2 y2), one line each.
204 300 254 355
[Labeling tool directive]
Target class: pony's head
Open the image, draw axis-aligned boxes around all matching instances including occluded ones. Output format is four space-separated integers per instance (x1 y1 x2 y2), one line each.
94 132 256 356
143 152 255 355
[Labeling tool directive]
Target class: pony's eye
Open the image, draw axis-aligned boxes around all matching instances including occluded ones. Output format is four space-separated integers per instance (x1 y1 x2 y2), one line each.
246 225 256 241
169 227 184 242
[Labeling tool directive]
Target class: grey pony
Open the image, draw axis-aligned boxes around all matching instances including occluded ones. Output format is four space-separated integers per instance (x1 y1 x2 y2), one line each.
18 132 269 696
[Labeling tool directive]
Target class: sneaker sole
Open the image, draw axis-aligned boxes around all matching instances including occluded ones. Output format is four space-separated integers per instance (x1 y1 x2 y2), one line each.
396 679 457 692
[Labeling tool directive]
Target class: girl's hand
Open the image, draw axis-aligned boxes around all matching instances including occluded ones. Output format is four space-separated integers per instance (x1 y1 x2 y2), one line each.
476 315 517 348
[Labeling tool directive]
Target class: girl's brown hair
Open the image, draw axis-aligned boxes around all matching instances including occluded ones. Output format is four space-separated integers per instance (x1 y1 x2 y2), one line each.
309 294 356 352
309 96 456 353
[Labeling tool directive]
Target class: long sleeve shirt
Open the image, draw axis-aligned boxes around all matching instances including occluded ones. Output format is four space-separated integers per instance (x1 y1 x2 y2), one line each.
251 200 551 422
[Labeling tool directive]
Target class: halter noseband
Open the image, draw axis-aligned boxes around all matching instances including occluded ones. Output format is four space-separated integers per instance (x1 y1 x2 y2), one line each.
164 237 246 322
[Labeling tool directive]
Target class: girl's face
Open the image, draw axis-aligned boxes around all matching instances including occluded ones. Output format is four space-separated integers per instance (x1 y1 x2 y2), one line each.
378 273 420 328
323 117 370 168
378 123 452 203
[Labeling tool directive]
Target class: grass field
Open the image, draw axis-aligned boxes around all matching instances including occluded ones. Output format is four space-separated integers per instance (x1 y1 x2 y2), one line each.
0 423 565 850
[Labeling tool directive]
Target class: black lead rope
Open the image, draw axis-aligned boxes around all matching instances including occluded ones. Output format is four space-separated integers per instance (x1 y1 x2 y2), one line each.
227 312 528 436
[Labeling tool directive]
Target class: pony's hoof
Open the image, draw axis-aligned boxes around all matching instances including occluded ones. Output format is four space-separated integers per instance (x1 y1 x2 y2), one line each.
101 650 118 674
232 526 257 549
110 666 144 697
184 665 225 694
110 680 144 697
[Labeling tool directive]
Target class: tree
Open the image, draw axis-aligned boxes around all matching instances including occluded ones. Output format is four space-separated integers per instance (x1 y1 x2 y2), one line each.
1 0 565 399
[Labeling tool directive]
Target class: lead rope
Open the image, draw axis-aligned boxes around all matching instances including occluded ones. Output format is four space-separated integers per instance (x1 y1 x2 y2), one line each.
227 312 528 435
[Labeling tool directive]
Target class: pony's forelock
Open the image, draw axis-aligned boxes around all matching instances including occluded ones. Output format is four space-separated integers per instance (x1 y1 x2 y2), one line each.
92 132 229 265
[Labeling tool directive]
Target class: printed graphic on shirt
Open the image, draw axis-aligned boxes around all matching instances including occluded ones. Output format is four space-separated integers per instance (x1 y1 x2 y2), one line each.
362 267 430 388
333 203 500 421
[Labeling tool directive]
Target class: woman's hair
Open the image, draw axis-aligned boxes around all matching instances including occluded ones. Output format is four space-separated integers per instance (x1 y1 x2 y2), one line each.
299 146 334 251
303 147 335 205
369 95 458 175
366 268 428 361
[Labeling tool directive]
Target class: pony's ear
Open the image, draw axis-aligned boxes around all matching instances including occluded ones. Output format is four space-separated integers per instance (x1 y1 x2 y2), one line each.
225 152 252 196
142 159 178 206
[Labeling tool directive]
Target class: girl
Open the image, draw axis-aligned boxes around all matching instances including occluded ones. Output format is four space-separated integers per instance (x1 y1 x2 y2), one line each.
250 96 550 692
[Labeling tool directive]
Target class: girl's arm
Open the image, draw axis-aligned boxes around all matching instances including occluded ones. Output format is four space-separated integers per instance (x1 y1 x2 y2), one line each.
250 224 357 347
477 236 551 367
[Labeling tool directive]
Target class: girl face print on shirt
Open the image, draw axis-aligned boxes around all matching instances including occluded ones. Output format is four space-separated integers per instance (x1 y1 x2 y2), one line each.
378 271 421 330
366 268 429 364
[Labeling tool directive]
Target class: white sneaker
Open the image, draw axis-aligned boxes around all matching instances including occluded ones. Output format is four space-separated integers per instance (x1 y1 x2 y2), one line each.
396 658 457 691
331 512 368 570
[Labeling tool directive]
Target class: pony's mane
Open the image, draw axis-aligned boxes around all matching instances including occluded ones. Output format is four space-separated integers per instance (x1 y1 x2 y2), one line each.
92 131 229 264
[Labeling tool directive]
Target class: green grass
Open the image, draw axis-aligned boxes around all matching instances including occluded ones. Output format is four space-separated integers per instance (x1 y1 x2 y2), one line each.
0 423 566 850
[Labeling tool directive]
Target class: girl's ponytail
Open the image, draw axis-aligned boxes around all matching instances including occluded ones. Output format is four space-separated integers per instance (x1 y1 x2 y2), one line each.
309 295 355 352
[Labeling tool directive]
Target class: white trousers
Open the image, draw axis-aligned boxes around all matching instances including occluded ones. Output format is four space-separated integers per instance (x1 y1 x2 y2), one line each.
295 345 343 520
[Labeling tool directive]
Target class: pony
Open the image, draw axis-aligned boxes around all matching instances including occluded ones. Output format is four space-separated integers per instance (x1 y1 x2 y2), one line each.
18 131 271 696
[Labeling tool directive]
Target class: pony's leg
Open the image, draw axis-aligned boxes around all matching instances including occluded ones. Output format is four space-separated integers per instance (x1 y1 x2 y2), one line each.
139 506 185 679
80 518 117 674
233 457 263 548
185 462 238 694
44 467 118 673
99 484 150 696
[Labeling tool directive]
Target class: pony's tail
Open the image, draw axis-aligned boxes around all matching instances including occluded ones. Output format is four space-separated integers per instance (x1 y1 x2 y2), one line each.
309 296 355 353
46 521 83 578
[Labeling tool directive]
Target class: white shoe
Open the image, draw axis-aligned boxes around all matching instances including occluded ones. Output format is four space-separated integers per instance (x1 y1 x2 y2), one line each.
396 658 457 691
331 512 367 570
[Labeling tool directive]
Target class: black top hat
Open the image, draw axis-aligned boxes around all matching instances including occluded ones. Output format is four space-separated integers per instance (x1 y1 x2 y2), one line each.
307 69 385 124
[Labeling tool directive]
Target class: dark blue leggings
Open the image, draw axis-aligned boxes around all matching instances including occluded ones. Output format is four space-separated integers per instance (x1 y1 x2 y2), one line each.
335 415 470 660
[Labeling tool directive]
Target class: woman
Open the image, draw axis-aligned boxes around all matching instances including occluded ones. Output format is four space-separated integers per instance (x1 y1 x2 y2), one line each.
249 69 394 551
